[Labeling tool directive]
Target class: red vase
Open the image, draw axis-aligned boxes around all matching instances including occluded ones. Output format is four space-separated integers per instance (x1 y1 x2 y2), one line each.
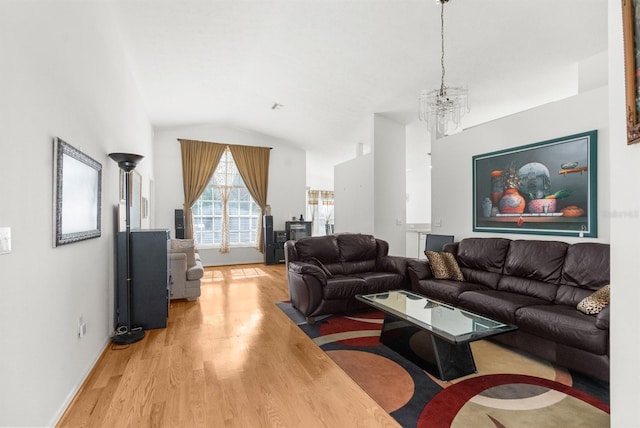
498 188 526 214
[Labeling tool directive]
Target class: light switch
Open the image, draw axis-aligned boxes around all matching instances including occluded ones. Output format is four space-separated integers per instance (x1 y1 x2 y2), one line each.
0 227 11 254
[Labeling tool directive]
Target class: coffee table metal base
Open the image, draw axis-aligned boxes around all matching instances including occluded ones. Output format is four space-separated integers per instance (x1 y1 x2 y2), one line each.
380 314 477 381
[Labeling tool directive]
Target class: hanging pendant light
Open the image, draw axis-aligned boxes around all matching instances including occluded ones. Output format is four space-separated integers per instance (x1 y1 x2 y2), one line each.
419 0 469 135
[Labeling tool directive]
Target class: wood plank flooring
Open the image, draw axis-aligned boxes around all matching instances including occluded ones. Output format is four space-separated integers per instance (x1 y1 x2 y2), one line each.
58 264 399 427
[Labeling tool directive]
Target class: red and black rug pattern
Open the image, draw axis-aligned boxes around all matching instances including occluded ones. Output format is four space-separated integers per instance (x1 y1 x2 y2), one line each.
278 303 610 428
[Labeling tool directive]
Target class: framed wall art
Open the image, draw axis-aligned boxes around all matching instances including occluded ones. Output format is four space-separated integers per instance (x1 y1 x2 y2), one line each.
472 130 597 237
53 137 102 246
623 0 640 145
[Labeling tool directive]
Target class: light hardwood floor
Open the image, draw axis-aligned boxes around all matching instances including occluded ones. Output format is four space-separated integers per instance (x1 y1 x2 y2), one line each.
58 264 399 427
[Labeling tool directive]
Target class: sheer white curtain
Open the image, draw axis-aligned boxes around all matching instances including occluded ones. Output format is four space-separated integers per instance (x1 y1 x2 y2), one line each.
321 191 334 235
307 190 320 235
306 189 334 235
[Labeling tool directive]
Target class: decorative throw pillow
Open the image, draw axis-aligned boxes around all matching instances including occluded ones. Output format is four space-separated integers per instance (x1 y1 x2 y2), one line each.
425 251 464 281
170 239 196 266
577 284 610 315
170 238 195 250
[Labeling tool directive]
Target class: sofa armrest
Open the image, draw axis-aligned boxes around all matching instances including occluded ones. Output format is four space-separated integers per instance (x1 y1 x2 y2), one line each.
377 255 410 276
595 305 609 330
169 252 187 271
407 259 434 281
288 261 328 282
287 261 328 317
187 259 204 281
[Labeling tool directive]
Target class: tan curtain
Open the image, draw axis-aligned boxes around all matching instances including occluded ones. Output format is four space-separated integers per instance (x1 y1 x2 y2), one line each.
179 139 226 240
228 144 270 252
307 189 320 233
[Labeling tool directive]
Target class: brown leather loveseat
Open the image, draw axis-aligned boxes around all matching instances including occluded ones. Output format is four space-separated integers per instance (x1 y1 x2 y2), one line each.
407 237 610 381
285 233 410 322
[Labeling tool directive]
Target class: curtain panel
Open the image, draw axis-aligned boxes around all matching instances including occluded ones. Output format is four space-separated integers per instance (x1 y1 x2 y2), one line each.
307 189 334 236
179 139 226 240
228 144 270 253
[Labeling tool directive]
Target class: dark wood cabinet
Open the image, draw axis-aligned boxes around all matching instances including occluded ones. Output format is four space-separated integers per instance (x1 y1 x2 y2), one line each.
116 229 170 330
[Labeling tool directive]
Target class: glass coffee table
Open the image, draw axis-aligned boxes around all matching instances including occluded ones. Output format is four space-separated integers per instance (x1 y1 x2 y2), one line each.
356 290 517 381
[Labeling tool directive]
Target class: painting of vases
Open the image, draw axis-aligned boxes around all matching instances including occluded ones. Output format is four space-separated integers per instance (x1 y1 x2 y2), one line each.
472 130 598 237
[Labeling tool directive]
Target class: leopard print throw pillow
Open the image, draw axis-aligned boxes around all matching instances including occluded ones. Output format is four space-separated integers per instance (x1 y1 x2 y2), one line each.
577 284 610 315
425 251 464 281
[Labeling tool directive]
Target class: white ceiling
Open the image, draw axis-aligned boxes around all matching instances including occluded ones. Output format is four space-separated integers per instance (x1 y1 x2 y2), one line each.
110 0 607 162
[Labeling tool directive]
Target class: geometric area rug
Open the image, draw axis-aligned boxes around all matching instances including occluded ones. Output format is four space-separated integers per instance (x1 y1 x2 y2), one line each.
277 302 610 428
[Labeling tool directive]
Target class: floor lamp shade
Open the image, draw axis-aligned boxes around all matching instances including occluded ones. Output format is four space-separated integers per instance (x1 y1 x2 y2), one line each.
109 152 145 345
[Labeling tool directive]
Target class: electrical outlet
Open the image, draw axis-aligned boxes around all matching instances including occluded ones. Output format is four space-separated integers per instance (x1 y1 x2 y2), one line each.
0 227 11 254
434 220 442 228
78 317 87 338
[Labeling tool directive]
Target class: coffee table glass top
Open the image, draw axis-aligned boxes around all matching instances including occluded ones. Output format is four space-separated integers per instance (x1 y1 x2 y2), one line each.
356 290 517 344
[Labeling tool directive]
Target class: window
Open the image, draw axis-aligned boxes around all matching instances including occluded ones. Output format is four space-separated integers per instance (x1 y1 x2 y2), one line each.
192 149 260 248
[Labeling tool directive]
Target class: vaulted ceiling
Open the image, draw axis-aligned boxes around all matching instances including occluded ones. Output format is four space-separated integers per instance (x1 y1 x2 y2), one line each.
110 0 607 164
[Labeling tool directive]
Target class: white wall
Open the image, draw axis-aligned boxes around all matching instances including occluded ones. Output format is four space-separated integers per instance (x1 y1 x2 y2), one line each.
334 153 374 234
306 151 336 190
406 122 431 224
372 114 407 255
405 122 431 258
0 2 153 426
153 124 306 266
608 1 640 425
333 114 408 256
431 86 610 244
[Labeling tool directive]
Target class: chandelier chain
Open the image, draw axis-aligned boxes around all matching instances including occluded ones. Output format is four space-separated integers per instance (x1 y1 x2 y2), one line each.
418 0 469 134
440 0 446 96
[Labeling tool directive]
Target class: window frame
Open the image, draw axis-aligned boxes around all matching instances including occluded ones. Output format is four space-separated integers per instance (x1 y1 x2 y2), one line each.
191 149 260 249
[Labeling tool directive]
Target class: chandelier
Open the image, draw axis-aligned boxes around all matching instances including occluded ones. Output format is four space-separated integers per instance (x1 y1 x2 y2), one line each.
419 0 469 135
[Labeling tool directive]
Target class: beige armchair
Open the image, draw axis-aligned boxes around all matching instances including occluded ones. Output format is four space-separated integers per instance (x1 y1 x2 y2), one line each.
169 239 203 301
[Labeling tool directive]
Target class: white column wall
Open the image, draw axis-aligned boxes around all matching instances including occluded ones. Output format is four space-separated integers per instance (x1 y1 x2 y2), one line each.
334 153 374 235
406 122 431 257
608 0 640 425
372 114 406 256
0 2 153 426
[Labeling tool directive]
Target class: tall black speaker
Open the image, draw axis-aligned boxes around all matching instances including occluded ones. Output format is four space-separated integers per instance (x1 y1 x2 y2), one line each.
175 209 185 239
263 215 275 265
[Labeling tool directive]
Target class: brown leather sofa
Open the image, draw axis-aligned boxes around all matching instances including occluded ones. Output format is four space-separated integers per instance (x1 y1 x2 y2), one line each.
285 233 410 322
407 237 610 381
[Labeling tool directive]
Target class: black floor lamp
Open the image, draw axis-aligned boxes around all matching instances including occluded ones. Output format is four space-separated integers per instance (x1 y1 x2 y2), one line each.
109 152 145 345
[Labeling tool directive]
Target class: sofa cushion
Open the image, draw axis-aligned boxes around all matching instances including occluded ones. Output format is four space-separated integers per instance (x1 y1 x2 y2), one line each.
355 271 406 293
516 305 608 355
458 290 548 324
295 235 340 263
459 269 501 290
170 238 195 249
555 284 597 307
337 233 377 262
577 285 610 315
503 240 568 284
323 275 367 299
561 243 610 288
413 279 491 305
555 243 610 306
456 238 511 274
169 239 197 266
426 251 464 281
342 259 376 275
497 276 558 302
